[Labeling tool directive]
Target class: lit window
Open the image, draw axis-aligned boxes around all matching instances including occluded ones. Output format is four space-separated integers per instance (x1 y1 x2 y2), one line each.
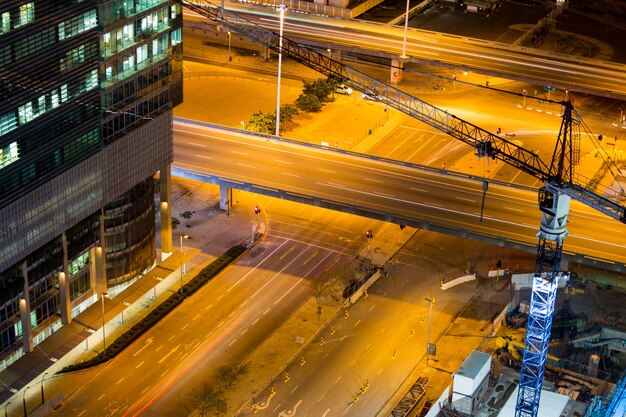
16 2 34 27
171 28 181 46
0 142 19 169
0 112 17 136
1 12 10 34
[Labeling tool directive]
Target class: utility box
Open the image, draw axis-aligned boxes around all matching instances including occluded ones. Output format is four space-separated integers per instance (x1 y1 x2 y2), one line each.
451 351 491 415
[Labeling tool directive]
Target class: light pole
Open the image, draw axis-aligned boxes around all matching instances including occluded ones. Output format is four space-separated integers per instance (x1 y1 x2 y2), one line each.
227 31 232 61
101 292 108 356
5 401 10 417
275 4 287 137
22 386 30 417
400 0 410 59
180 234 189 295
40 372 47 405
425 297 435 365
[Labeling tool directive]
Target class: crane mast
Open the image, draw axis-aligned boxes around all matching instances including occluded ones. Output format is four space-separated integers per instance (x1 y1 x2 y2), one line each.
175 2 625 416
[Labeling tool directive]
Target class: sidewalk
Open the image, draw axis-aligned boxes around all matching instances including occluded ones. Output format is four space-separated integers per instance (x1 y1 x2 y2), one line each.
0 181 255 415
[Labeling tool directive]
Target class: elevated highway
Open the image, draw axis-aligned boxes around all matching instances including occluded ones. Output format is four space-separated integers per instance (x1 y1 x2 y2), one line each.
173 119 626 273
185 6 626 100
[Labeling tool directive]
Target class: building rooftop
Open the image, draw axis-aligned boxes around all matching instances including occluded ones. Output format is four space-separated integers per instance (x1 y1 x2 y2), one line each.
456 350 492 380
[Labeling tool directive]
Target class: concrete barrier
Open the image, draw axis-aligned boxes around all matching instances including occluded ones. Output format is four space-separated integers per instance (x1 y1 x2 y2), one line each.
441 274 475 290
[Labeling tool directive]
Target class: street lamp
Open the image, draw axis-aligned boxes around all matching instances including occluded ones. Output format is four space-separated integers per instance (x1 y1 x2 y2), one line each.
275 4 287 137
400 0 410 59
101 292 108 356
22 386 30 417
40 372 47 405
5 401 10 417
425 297 436 365
227 31 232 61
180 234 189 295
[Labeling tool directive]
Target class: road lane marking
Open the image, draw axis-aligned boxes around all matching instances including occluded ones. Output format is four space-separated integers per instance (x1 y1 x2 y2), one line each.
275 159 292 164
504 206 524 212
302 250 319 266
181 323 189 331
193 314 200 321
241 328 248 336
318 168 336 173
335 376 342 383
116 377 125 385
78 411 87 416
274 251 333 305
158 344 180 364
322 409 331 417
240 300 248 307
322 181 346 188
252 318 260 325
136 361 144 369
229 338 237 346
97 394 105 401
218 320 225 328
279 246 296 260
455 197 476 203
227 240 289 292
168 335 175 341
369 305 375 311
188 142 207 147
282 172 300 177
217 294 224 300
409 187 428 193
373 191 395 198
156 345 163 352
193 154 212 160
319 394 327 402
290 385 299 393
264 308 271 315
141 386 150 394
231 151 248 156
363 177 383 183
354 320 361 327
237 163 256 169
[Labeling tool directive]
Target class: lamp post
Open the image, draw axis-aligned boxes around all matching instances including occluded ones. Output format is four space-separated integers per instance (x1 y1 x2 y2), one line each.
180 234 189 295
101 292 108 356
40 372 47 405
22 386 30 417
227 31 232 61
425 297 435 365
400 0 410 59
275 4 287 137
5 401 10 417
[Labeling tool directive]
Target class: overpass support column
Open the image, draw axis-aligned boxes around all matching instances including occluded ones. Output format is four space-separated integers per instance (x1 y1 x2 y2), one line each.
391 59 403 85
59 233 71 325
260 46 270 62
220 185 233 214
160 164 173 260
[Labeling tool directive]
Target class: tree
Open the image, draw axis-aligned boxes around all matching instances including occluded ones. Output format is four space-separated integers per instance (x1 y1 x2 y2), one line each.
171 216 180 229
182 383 222 417
302 78 334 103
180 210 196 227
280 104 298 123
246 111 276 134
216 364 249 390
295 93 322 112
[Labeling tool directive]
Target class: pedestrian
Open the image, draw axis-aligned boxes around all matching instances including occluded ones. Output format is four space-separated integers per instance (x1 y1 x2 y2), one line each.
441 163 446 170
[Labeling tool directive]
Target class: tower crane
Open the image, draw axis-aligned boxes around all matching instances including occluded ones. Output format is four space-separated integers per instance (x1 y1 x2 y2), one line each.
176 2 626 415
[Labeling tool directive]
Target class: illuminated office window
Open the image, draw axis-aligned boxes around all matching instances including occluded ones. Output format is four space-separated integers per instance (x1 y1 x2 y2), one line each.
0 113 17 137
171 28 181 46
1 11 10 34
0 142 19 169
16 2 34 28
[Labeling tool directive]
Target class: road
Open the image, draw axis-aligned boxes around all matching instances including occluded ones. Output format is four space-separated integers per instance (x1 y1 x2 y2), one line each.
48 236 349 417
173 121 626 268
185 6 626 100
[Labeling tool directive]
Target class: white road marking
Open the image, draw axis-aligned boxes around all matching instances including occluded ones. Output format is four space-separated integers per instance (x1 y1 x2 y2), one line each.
194 154 212 160
193 314 200 321
335 376 342 383
455 197 476 203
231 151 248 156
156 345 163 352
218 320 225 328
135 361 144 369
409 187 428 193
97 394 105 400
78 410 87 416
318 168 336 173
217 294 224 300
290 385 299 393
275 159 292 164
264 308 271 315
252 318 260 325
373 191 395 198
229 338 237 346
282 172 300 177
505 206 524 213
181 323 189 331
237 163 256 169
161 370 169 377
188 142 207 147
354 320 361 327
116 377 124 385
168 335 175 341
363 177 383 183
369 305 375 311
241 328 248 336
141 385 150 394
227 240 289 292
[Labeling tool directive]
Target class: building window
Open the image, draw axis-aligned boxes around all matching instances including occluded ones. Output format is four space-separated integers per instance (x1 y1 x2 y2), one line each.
16 2 35 28
0 112 17 137
1 11 10 34
0 142 19 169
171 28 181 46
58 9 97 41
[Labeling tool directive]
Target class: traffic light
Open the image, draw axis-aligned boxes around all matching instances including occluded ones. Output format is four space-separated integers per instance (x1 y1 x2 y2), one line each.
366 229 373 239
254 205 261 215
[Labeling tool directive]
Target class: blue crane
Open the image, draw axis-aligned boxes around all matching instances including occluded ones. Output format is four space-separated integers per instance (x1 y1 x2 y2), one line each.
175 2 626 415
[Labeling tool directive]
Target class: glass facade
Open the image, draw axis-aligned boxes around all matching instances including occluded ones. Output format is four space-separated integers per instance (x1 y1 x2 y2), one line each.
0 0 182 361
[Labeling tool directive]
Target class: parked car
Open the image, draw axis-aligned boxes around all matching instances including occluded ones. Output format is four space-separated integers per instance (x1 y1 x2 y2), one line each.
362 92 378 101
334 83 353 95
